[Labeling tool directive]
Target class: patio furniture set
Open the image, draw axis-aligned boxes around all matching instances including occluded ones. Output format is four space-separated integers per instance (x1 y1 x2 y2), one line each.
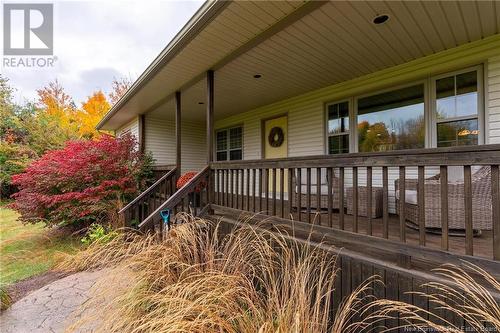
293 167 493 234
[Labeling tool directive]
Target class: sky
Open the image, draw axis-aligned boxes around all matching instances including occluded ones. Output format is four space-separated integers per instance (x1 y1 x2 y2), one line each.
1 0 203 106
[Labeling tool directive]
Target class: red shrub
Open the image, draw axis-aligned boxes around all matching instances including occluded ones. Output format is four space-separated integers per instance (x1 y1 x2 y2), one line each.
10 134 151 227
176 172 205 192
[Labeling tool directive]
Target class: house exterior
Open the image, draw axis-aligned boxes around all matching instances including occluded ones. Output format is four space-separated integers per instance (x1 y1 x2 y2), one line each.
98 0 500 316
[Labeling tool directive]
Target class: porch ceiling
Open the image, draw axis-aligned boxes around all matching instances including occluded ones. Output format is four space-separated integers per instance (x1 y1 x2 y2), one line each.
101 0 500 127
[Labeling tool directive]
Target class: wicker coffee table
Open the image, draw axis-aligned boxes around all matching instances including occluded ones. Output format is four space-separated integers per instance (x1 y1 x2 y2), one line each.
346 186 383 218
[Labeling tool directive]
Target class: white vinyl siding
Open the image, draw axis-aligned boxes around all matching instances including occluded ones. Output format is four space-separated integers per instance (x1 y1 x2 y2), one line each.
116 117 139 139
144 114 175 166
488 56 500 144
181 120 207 173
215 56 500 213
144 114 206 173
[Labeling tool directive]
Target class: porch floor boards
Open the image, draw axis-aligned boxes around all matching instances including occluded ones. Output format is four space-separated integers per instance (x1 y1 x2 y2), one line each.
214 194 493 260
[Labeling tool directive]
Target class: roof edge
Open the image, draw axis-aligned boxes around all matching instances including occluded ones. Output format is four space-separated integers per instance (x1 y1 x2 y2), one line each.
96 0 229 130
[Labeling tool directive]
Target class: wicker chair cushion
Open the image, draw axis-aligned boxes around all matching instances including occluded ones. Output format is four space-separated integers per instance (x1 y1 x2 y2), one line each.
395 190 418 205
446 165 484 182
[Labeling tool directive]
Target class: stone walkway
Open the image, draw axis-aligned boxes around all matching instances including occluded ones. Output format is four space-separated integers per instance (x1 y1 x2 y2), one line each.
0 270 104 333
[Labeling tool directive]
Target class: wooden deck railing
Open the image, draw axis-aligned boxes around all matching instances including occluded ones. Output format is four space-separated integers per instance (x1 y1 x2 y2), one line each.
119 168 178 227
138 166 210 232
209 145 500 266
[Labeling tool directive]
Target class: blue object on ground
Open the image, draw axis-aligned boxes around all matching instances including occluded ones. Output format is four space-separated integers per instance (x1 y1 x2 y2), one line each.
160 209 171 230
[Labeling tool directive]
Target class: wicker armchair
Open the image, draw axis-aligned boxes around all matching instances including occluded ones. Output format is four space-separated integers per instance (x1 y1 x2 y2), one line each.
395 166 492 231
292 169 340 210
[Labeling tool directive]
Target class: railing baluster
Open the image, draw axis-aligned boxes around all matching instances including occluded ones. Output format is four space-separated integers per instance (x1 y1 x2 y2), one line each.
246 168 250 211
298 168 302 221
194 191 198 216
139 199 144 222
492 165 500 260
252 169 256 213
339 167 345 230
265 169 270 214
418 166 425 246
382 166 389 239
225 169 229 207
367 166 372 236
231 169 235 209
399 166 406 243
353 166 358 233
280 168 285 218
306 168 311 223
288 168 293 219
464 165 473 256
216 170 220 205
272 168 277 216
440 166 449 251
164 178 168 200
134 205 140 228
316 168 321 217
236 169 240 209
240 169 244 209
259 169 263 212
327 167 333 228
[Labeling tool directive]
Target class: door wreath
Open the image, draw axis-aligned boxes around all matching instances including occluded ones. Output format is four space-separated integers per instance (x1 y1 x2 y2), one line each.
268 126 284 147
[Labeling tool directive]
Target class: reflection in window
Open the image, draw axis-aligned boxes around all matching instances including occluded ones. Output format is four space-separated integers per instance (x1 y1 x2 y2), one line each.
357 84 425 152
437 119 478 147
436 71 477 119
216 127 243 161
435 70 479 147
327 101 349 154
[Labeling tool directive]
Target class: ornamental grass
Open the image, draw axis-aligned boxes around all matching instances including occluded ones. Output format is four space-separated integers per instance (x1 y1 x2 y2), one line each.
60 214 499 333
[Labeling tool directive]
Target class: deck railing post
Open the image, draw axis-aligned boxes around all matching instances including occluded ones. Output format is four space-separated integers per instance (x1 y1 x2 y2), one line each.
206 70 214 213
175 91 181 178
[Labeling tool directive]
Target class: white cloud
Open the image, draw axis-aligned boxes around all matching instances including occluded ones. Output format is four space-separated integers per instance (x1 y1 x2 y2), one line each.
2 0 203 106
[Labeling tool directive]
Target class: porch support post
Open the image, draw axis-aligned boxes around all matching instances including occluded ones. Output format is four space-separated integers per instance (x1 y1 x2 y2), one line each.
206 70 214 212
175 91 181 177
206 70 214 164
138 114 145 154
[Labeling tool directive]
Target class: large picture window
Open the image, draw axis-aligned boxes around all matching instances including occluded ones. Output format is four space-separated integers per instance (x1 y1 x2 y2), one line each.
324 66 483 153
434 70 480 147
216 126 242 161
357 84 425 152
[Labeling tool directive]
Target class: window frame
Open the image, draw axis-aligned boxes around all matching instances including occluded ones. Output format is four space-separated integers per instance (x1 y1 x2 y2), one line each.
430 65 484 147
215 125 244 161
323 65 485 154
324 98 354 154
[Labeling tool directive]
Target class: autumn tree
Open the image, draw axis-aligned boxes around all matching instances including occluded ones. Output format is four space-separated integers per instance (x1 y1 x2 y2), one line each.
35 80 80 147
0 76 39 197
75 91 111 139
108 77 132 105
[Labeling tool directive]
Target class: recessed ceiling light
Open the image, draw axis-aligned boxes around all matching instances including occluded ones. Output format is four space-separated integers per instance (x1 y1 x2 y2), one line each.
198 102 204 105
373 14 389 25
253 74 262 79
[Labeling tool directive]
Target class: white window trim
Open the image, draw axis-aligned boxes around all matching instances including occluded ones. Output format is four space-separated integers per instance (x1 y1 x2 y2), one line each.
323 65 485 154
215 126 243 161
429 64 484 147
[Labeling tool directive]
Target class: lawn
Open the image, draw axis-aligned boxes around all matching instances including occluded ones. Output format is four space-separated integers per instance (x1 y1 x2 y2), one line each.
0 205 81 286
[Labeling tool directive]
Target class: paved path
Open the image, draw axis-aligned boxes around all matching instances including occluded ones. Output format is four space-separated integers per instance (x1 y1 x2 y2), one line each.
0 270 104 333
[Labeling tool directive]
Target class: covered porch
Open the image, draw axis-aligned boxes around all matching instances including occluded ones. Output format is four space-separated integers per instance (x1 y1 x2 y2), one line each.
101 1 500 278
